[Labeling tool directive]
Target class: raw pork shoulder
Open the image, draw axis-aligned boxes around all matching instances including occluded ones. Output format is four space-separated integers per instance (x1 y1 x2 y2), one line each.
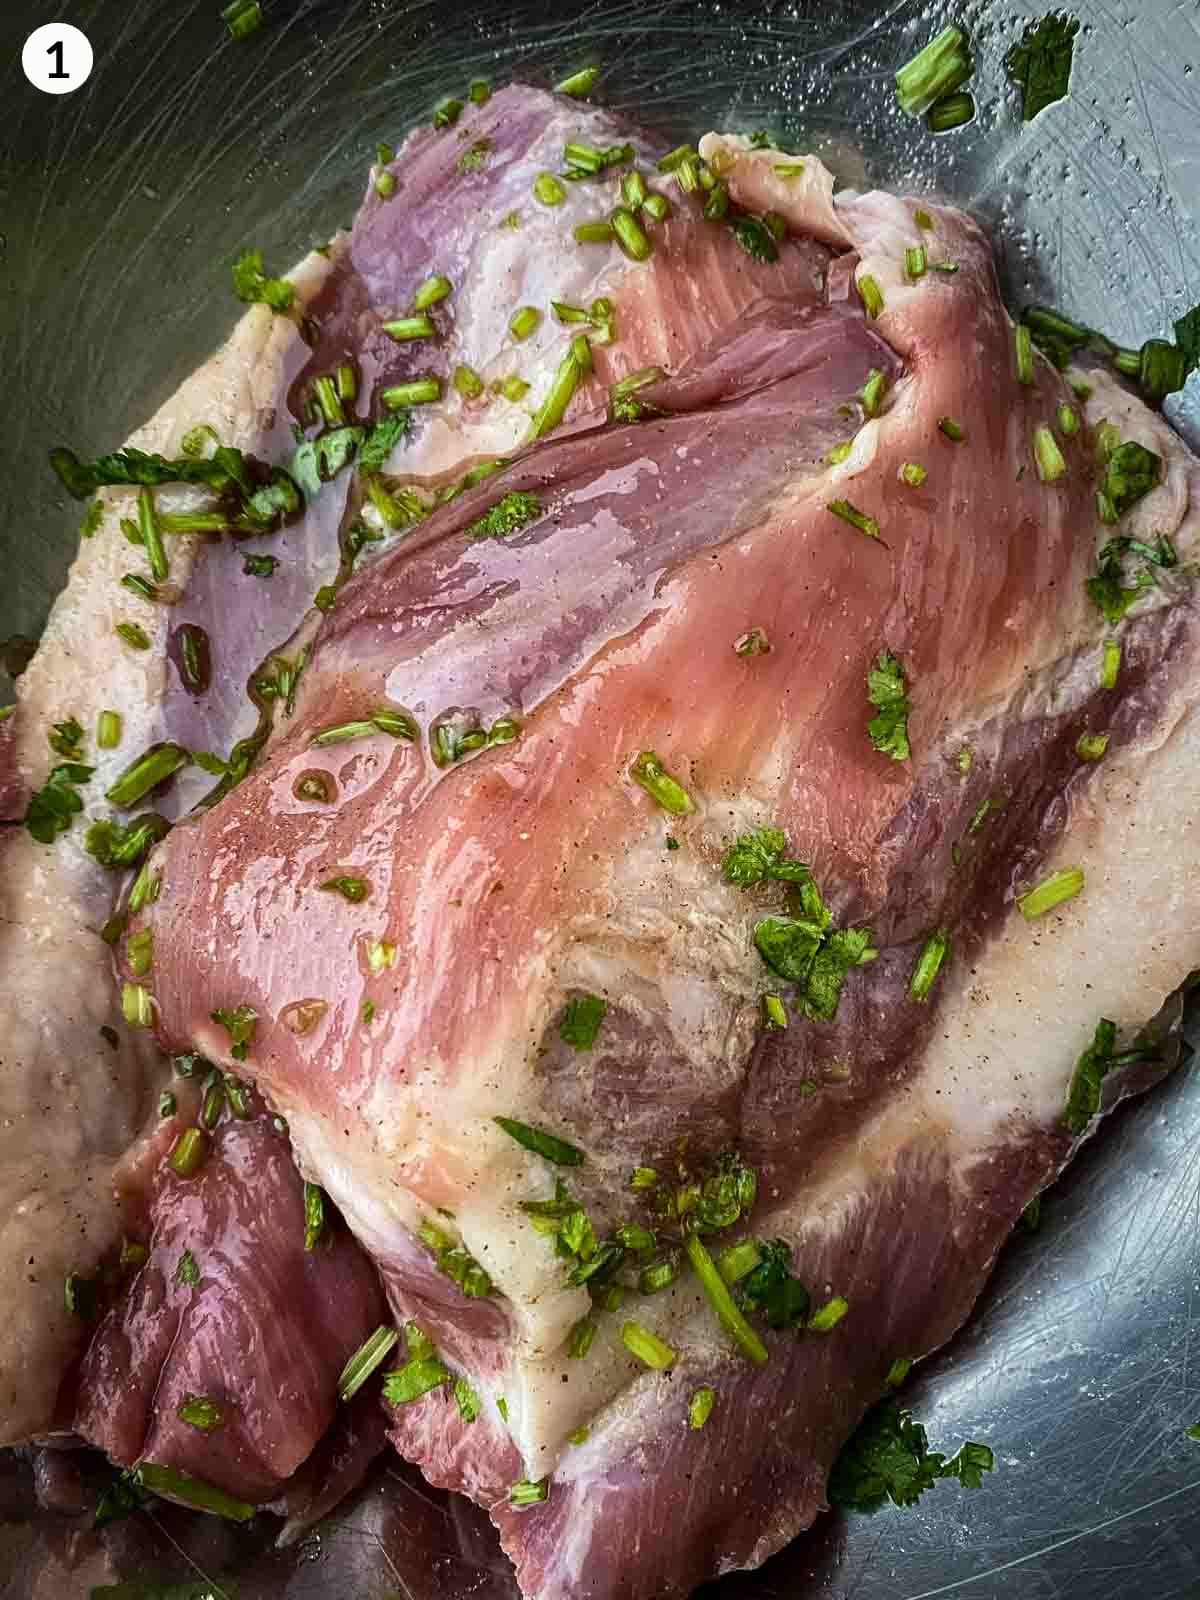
3 81 1198 1600
126 108 1199 1598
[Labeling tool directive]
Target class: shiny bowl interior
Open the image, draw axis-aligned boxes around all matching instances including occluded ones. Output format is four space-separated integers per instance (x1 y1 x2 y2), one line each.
2 0 1199 1594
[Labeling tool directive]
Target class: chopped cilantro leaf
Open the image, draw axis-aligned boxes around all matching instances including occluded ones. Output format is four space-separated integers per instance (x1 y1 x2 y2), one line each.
722 826 810 887
292 427 364 500
1062 1017 1116 1134
740 1238 811 1329
1007 12 1079 122
867 650 912 762
358 411 412 474
25 761 94 844
559 993 607 1051
727 213 779 264
799 927 877 1021
828 1401 994 1511
1100 440 1162 519
210 1004 257 1062
1174 305 1200 377
753 915 827 984
232 248 295 312
465 490 542 541
50 443 252 502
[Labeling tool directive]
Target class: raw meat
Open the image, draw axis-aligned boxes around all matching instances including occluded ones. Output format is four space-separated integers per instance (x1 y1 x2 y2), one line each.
5 79 1199 1600
74 1094 386 1503
119 108 1200 1600
0 246 337 1445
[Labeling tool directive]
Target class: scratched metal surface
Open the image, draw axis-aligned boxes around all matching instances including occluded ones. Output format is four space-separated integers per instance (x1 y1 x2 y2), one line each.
2 0 1200 1596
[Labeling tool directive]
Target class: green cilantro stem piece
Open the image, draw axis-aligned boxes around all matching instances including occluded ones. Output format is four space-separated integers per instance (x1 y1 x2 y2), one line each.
433 98 463 130
137 488 168 583
860 369 889 418
555 65 600 96
905 246 927 280
631 751 694 815
383 315 436 341
454 364 485 399
857 274 884 319
106 743 190 808
303 1182 326 1251
611 206 652 261
1100 640 1121 689
886 1357 913 1387
762 993 788 1029
909 930 950 1002
1018 866 1084 920
177 1394 224 1431
1138 338 1187 400
569 1317 598 1359
1015 324 1034 386
685 1233 769 1366
413 275 452 310
168 1127 208 1178
494 1115 584 1166
900 462 927 488
927 91 975 132
126 929 154 977
621 1320 677 1370
525 340 588 442
509 305 542 341
534 173 567 206
717 1239 762 1285
895 25 973 117
312 375 345 427
574 221 616 244
222 0 263 40
938 416 966 442
1076 731 1109 762
382 378 441 408
338 1326 401 1399
638 1258 678 1294
510 1478 549 1507
828 499 880 540
96 710 122 749
689 1387 716 1429
642 192 671 222
320 875 370 903
116 622 151 651
135 1462 254 1520
808 1295 849 1331
622 169 648 208
1057 403 1079 436
1033 424 1067 481
703 181 730 221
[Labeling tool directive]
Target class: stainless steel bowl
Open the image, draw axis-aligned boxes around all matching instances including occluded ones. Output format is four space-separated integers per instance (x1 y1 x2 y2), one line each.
3 1 1199 1594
